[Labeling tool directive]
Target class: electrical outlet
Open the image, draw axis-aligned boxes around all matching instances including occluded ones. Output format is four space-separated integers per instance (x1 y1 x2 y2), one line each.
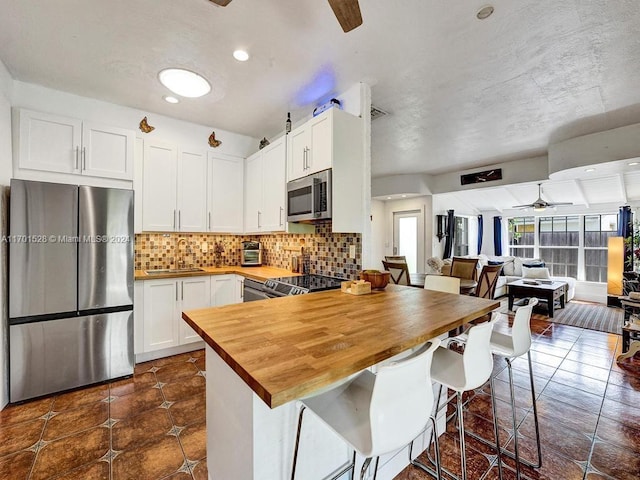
349 244 356 258
201 241 208 253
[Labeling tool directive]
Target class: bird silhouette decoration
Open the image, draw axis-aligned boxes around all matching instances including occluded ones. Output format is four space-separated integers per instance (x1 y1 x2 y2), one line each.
208 131 222 148
138 116 155 133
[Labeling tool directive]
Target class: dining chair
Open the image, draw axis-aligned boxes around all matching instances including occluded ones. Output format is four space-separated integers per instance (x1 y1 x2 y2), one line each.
454 298 541 480
291 340 443 480
415 318 502 480
474 264 503 299
423 275 460 294
384 255 407 263
449 257 479 281
382 260 412 286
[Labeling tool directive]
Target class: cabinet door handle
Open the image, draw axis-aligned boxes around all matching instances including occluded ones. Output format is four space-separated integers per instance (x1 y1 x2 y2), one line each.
176 282 179 301
181 281 184 300
208 212 211 230
240 280 244 299
279 206 283 226
173 210 176 230
74 147 79 170
178 210 181 230
303 147 308 170
257 211 261 229
82 147 86 171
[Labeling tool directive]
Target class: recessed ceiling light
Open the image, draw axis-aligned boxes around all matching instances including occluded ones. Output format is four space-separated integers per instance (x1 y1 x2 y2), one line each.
585 168 596 172
163 95 179 104
629 162 639 166
401 195 407 198
476 5 494 20
386 197 392 200
158 68 211 98
233 50 250 62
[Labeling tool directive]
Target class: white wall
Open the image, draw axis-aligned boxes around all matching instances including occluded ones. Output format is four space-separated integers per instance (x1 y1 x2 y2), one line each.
369 199 386 269
0 58 13 409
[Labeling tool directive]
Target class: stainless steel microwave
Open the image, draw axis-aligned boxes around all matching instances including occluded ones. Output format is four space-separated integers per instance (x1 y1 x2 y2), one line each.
287 169 332 223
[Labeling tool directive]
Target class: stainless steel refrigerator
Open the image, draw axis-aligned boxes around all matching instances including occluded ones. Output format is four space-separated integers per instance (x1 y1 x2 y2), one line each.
8 179 134 402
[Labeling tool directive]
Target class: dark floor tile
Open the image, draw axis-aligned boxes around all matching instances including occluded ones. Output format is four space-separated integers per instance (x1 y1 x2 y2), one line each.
0 397 52 426
42 401 109 441
53 460 110 480
532 336 576 349
595 415 640 454
30 426 109 480
110 372 157 397
540 381 604 414
0 451 35 480
612 357 640 376
111 435 186 480
607 370 640 390
529 350 564 368
189 349 205 358
415 431 492 480
590 439 640 480
584 473 615 480
152 351 198 367
550 368 608 396
168 393 206 427
465 392 528 434
557 358 611 382
162 473 193 480
481 464 520 480
482 377 534 409
564 349 613 369
570 341 616 358
192 458 208 480
154 361 200 384
134 361 156 375
533 395 600 436
501 443 586 480
52 383 110 412
0 418 44 457
112 408 173 451
508 420 592 463
530 342 571 358
161 375 206 403
599 398 640 428
110 386 165 420
604 381 640 408
194 356 205 372
179 420 206 461
494 365 549 393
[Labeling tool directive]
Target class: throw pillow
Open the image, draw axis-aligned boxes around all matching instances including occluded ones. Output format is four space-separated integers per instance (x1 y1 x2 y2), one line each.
523 261 545 268
487 260 505 276
501 258 516 276
522 266 551 280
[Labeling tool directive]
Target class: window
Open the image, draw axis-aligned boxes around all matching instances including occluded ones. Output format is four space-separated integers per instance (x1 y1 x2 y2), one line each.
453 216 469 256
508 216 534 257
539 216 579 278
584 214 618 282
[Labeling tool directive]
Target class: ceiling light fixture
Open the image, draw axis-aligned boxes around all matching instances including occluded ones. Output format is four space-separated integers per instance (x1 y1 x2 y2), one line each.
163 95 179 104
585 168 596 172
476 5 494 20
233 49 250 62
629 162 639 166
158 68 211 98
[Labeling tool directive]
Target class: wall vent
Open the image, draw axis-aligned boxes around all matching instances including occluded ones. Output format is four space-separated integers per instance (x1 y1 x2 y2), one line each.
371 105 388 121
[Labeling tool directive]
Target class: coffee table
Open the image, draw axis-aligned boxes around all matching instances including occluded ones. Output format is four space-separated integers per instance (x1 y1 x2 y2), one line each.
507 279 568 318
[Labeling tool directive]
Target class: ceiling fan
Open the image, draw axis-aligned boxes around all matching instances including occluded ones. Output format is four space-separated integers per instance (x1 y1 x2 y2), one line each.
512 183 573 211
208 0 363 33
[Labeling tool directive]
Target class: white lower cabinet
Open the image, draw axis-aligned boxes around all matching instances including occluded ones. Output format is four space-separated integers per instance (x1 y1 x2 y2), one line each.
137 274 242 356
141 276 211 353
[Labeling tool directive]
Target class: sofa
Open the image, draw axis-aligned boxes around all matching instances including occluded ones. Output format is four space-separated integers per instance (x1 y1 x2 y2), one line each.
441 254 576 301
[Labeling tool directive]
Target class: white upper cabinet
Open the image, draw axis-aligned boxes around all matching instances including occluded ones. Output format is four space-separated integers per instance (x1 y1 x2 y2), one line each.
244 137 286 233
209 152 244 233
178 149 208 232
15 108 134 180
142 141 208 232
142 141 178 231
287 108 339 181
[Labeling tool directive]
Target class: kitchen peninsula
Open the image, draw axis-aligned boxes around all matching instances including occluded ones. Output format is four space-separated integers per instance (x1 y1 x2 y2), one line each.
183 284 499 479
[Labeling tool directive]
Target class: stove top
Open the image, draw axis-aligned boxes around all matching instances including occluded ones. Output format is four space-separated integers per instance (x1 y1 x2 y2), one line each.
263 274 344 297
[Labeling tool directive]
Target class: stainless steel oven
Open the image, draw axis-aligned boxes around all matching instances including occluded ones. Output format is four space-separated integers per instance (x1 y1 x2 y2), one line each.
243 278 269 302
287 169 331 223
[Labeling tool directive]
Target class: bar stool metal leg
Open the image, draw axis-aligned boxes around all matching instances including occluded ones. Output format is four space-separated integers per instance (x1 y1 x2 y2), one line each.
526 351 542 467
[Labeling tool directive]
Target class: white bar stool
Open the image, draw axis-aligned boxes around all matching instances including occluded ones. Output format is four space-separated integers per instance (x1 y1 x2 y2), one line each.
290 340 443 480
415 318 503 480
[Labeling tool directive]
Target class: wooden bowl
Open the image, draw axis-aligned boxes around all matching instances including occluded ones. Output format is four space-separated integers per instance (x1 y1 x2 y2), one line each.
360 271 390 290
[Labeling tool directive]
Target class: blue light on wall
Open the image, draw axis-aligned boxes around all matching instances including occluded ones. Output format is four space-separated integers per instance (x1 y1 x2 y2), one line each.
294 65 337 106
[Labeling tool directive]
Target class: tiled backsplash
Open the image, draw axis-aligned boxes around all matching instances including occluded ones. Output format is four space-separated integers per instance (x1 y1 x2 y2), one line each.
135 221 362 279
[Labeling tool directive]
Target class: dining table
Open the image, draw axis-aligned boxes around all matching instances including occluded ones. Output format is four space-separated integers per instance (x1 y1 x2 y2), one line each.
410 272 478 294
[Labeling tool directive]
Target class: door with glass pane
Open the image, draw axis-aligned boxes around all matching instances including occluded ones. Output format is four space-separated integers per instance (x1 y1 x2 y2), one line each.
393 210 424 273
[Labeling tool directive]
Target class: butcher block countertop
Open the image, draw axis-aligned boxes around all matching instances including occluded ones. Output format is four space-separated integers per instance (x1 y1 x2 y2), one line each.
182 285 500 408
135 265 298 281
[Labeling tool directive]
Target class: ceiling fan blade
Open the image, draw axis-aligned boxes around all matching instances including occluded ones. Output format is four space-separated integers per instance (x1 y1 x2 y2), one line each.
209 0 232 6
511 204 534 209
327 0 363 32
548 202 573 206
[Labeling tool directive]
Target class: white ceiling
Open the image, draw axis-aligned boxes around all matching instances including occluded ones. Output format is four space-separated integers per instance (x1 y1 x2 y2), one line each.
2 0 640 196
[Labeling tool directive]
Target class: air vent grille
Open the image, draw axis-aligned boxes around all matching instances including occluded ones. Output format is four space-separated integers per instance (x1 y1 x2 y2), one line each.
371 105 388 121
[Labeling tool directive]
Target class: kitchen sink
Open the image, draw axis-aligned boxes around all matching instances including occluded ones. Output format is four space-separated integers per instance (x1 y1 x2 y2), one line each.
145 268 205 275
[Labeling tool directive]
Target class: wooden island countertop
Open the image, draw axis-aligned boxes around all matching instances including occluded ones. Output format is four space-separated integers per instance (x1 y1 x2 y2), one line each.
183 284 499 408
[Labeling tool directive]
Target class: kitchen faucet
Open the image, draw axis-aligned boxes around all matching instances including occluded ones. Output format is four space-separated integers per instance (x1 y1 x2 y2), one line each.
176 237 190 269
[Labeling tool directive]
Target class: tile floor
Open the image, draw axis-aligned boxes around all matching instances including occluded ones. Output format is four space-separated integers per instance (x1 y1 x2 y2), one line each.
1 310 639 480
